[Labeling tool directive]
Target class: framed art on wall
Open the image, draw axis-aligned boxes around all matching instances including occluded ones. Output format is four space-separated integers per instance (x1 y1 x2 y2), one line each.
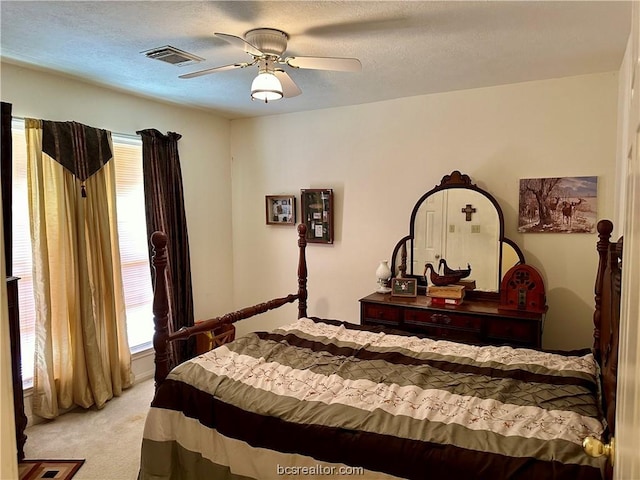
518 176 597 233
265 195 296 225
301 188 333 243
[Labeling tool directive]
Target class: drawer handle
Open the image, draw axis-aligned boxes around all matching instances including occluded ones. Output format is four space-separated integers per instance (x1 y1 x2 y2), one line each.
432 314 451 325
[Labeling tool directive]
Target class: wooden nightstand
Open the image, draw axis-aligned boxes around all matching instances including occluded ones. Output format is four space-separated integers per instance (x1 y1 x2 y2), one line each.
360 292 545 349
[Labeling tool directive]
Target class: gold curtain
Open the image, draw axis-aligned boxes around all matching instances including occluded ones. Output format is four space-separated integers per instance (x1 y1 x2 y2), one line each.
26 119 132 419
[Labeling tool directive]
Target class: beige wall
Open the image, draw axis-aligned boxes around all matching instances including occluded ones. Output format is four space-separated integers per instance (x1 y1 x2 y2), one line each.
0 61 235 321
0 63 619 351
230 72 619 350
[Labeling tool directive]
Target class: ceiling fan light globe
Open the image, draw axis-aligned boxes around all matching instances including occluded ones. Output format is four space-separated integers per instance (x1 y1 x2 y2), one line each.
251 72 283 102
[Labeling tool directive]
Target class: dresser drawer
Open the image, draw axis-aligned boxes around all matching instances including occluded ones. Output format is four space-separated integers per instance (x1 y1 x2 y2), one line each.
362 303 401 326
360 293 544 349
402 322 483 345
486 318 537 343
404 309 481 332
436 327 483 344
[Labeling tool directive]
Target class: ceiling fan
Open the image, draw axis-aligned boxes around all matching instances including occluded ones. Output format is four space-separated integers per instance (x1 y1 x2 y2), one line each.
179 28 362 102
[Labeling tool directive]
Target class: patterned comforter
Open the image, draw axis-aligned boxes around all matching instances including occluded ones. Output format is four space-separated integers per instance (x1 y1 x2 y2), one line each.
139 318 605 480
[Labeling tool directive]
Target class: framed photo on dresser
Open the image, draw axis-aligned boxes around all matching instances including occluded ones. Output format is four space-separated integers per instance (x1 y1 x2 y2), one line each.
391 278 418 297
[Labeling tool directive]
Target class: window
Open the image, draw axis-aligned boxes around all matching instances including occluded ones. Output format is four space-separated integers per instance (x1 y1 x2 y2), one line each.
112 134 154 353
11 121 153 388
11 121 35 386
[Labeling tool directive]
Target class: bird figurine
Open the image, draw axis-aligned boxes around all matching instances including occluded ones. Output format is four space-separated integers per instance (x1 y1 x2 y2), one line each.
438 259 472 279
424 263 466 286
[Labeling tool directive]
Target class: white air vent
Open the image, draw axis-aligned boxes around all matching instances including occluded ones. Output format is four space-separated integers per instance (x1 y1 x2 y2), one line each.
142 46 204 67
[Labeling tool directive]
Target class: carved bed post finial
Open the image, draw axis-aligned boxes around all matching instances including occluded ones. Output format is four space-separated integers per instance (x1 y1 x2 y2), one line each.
593 219 613 364
151 231 170 389
297 223 308 318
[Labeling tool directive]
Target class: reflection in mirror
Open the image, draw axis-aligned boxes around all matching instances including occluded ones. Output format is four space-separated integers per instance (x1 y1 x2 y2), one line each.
412 189 500 291
501 241 523 276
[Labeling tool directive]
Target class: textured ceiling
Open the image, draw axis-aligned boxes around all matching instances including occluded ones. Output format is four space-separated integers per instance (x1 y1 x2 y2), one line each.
0 1 632 119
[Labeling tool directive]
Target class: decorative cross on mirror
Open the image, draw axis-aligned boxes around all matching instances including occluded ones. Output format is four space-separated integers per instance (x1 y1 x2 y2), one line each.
461 204 477 221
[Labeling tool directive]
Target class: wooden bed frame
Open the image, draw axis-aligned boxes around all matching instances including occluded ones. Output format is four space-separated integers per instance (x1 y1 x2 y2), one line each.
149 219 621 467
150 223 309 386
591 220 621 440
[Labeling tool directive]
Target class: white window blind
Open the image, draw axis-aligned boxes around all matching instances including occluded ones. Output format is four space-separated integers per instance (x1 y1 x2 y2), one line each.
10 121 35 387
11 122 153 387
111 134 154 352
112 133 153 352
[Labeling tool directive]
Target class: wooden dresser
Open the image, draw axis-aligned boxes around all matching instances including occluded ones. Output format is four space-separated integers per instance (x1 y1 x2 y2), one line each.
360 292 545 349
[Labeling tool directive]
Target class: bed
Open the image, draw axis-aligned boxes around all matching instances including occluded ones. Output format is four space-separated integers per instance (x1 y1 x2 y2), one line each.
138 220 620 480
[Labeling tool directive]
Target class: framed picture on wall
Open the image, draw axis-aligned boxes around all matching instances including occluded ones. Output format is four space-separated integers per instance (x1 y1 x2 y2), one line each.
518 176 597 233
301 189 334 243
265 195 296 225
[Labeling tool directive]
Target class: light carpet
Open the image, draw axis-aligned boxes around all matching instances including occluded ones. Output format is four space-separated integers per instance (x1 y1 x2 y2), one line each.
24 378 155 480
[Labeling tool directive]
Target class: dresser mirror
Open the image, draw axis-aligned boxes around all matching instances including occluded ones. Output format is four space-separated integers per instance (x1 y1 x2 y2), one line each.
390 171 524 298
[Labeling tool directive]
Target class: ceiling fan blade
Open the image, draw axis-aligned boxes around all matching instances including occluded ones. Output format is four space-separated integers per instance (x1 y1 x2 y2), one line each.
179 63 248 79
214 32 263 56
274 70 302 98
286 56 362 72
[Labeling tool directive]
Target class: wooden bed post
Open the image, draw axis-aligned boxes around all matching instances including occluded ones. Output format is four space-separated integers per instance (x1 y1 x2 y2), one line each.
593 219 613 364
297 223 308 318
150 231 171 388
591 218 623 446
602 235 622 439
150 226 309 388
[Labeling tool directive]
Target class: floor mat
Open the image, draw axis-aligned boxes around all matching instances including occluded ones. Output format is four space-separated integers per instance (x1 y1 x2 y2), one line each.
18 460 85 480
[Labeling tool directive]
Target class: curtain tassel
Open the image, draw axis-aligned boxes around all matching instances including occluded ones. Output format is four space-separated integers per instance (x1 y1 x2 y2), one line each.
81 182 87 198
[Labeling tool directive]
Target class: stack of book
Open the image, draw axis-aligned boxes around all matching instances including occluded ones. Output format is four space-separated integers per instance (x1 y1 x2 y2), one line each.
427 284 465 306
456 279 476 291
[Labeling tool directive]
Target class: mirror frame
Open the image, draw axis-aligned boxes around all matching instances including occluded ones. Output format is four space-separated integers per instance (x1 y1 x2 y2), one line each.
390 170 524 300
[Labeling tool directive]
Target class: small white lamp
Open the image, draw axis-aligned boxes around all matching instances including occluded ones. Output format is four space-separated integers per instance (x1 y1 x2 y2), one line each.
251 70 283 103
376 260 392 293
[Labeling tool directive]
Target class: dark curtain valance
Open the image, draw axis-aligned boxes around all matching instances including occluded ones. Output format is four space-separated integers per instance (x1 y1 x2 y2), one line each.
42 121 112 181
